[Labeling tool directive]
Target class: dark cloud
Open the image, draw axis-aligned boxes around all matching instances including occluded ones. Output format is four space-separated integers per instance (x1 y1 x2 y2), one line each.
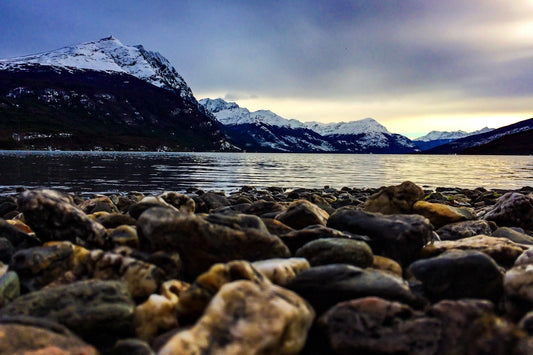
1 0 532 131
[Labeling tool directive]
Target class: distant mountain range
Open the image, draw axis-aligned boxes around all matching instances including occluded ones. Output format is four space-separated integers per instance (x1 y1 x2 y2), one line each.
0 36 530 154
413 128 494 151
200 98 418 153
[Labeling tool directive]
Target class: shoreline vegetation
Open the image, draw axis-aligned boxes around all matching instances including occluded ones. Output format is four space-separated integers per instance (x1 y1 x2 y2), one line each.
2 181 533 354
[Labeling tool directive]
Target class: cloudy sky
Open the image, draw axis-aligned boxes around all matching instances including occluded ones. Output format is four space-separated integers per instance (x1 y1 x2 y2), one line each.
1 0 532 138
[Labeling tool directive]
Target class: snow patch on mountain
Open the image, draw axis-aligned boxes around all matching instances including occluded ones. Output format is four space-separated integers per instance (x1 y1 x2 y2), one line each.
0 36 194 101
304 118 390 136
415 127 493 142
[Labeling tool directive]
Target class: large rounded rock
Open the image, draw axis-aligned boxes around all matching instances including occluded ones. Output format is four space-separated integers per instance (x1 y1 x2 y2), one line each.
137 207 290 279
436 219 493 240
327 208 433 267
429 299 495 354
318 297 441 355
0 322 98 355
159 280 315 355
412 200 476 228
295 238 373 268
483 192 533 230
363 181 424 214
275 199 329 230
420 235 529 268
17 189 108 248
0 280 135 342
204 213 271 234
408 249 504 302
287 264 421 314
493 227 533 245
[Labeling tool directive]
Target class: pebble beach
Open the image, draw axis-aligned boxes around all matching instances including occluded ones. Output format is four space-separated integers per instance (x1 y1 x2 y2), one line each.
1 181 533 354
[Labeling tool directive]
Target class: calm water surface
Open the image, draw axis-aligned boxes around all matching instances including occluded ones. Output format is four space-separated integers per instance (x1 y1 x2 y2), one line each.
0 151 532 195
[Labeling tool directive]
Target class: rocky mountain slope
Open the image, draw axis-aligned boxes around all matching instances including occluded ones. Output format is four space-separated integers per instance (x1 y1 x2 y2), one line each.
0 37 233 151
424 118 533 154
200 98 418 153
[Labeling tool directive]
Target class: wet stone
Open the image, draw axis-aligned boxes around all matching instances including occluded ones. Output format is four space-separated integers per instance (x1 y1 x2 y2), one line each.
252 257 311 286
483 192 533 230
275 199 329 230
159 280 315 355
493 226 533 245
0 280 135 344
363 181 425 214
420 235 529 268
436 219 494 241
295 238 373 268
408 249 504 302
318 297 441 355
327 208 434 267
17 189 108 248
412 200 476 228
287 264 421 314
280 224 368 254
137 207 290 279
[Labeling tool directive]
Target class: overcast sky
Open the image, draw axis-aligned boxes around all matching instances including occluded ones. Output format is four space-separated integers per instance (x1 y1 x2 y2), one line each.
1 0 532 138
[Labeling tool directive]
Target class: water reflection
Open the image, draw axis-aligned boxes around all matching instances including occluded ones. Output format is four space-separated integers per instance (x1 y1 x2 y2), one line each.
0 151 531 195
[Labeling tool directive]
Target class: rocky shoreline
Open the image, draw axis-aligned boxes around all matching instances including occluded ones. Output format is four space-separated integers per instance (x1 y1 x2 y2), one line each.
1 182 533 354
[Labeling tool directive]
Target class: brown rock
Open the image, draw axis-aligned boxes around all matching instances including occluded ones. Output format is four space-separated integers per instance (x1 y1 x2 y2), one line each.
371 255 403 277
252 258 311 286
364 181 424 214
275 199 329 230
159 280 314 355
412 200 476 228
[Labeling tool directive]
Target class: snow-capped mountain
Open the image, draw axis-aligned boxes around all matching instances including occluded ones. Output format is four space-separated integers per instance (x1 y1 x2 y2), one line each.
0 36 195 102
0 37 232 151
413 127 494 151
415 128 493 142
200 98 418 153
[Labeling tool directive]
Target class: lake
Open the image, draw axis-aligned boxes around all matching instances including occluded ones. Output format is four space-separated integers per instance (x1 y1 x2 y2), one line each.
0 151 532 195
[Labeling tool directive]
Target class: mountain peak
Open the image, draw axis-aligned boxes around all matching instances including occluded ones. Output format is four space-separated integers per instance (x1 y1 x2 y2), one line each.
0 36 194 101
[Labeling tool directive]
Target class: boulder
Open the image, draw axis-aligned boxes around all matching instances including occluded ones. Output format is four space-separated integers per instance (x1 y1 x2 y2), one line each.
275 199 329 230
408 249 504 302
17 189 108 248
159 280 314 355
436 220 493 240
318 297 441 355
328 208 433 267
295 238 373 268
493 227 533 245
483 192 533 230
363 181 424 214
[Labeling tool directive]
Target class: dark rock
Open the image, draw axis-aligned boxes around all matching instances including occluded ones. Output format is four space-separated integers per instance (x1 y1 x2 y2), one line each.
363 181 424 214
0 279 135 346
275 199 329 230
280 224 368 254
113 338 155 355
137 207 290 279
94 212 137 228
483 192 533 230
295 238 373 268
436 219 493 240
318 297 441 355
10 241 75 291
0 237 14 263
128 196 180 219
146 250 183 280
262 217 295 236
287 264 422 314
204 213 270 234
429 299 495 354
327 208 433 267
504 265 533 320
408 249 504 302
244 199 286 217
17 189 108 248
493 226 533 245
371 255 403 277
194 192 230 213
0 200 17 217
